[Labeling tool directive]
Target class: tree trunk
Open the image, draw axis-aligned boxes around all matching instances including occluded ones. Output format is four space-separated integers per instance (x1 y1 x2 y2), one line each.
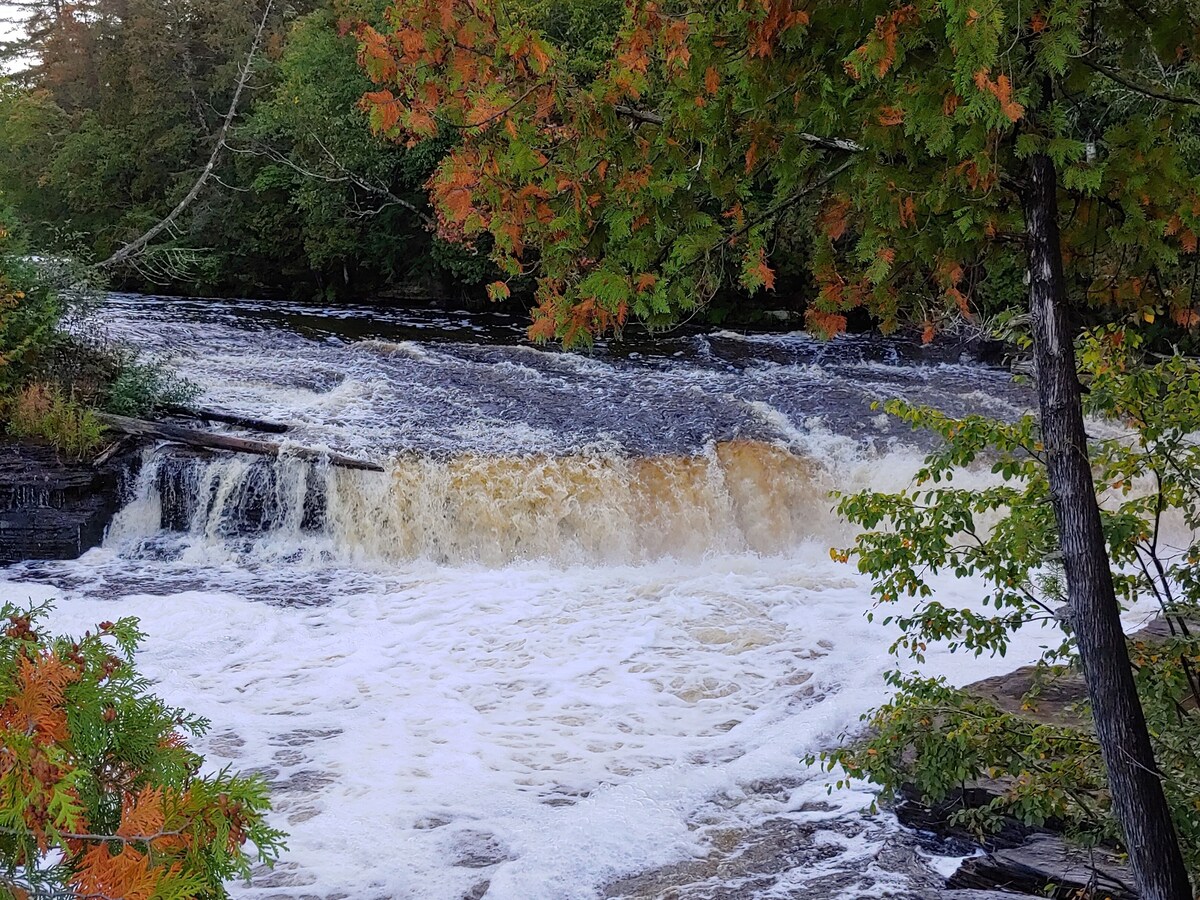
1024 152 1193 900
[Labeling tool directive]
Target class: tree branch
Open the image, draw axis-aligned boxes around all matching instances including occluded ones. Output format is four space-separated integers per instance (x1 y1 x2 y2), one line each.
1080 58 1200 107
612 104 865 153
100 0 276 269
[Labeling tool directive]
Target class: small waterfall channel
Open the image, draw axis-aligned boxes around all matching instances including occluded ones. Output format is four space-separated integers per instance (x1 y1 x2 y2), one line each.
2 295 1049 899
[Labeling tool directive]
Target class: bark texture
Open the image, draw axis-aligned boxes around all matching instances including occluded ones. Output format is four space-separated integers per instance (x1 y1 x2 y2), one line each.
1024 152 1193 900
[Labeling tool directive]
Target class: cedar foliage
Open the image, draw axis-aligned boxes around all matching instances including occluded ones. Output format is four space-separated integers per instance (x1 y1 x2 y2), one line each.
0 602 285 899
357 0 1199 344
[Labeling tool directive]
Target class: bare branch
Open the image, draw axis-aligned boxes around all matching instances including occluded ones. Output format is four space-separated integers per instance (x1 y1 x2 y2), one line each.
1080 58 1200 107
100 0 276 269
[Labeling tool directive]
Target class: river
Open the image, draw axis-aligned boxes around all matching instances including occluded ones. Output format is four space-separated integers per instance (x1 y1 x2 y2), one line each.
1 294 1055 899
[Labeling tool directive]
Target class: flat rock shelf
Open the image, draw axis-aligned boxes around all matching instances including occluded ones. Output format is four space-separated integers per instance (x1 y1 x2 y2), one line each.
0 439 142 563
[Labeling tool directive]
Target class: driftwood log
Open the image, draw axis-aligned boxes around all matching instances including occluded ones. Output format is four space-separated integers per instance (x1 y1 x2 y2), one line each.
96 413 383 472
161 404 290 433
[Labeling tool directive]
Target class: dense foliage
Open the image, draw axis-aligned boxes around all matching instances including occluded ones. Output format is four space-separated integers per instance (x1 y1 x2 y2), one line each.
0 222 196 455
356 0 1199 342
0 601 285 898
0 224 60 397
0 0 487 300
824 328 1200 875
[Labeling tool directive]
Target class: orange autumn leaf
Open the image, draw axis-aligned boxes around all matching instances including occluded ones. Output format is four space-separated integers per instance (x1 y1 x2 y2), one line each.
806 308 848 336
877 105 905 126
635 273 658 292
704 66 720 96
974 69 1025 122
1171 308 1200 328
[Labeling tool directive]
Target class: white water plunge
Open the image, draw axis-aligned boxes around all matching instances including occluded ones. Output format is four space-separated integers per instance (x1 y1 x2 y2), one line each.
3 296 1054 898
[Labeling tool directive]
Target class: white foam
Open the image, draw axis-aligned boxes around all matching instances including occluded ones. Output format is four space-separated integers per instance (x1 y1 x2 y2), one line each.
7 547 1062 900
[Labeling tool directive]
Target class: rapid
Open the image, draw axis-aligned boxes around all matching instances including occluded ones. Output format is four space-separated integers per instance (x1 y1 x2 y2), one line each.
2 294 1055 899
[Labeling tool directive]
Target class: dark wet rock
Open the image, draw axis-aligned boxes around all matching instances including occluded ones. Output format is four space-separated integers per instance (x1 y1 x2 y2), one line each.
271 768 336 794
0 439 141 563
603 814 958 899
895 781 1039 852
413 815 452 829
272 727 343 747
948 835 1135 899
250 862 319 888
447 830 514 869
461 880 491 899
273 748 307 766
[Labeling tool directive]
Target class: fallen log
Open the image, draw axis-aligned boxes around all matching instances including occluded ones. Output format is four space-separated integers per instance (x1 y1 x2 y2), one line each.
161 404 290 434
96 413 383 472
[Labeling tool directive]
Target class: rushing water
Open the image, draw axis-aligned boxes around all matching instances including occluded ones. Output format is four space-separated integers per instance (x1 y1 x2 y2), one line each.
3 295 1058 898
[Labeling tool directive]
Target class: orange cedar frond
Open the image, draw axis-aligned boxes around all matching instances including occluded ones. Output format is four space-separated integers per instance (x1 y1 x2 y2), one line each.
11 653 77 743
922 322 936 344
973 69 1025 122
755 260 776 290
936 257 964 287
873 5 917 77
877 106 905 126
748 0 809 57
820 197 851 241
806 308 848 336
635 273 658 292
898 195 917 228
358 26 399 81
1181 230 1198 253
704 66 720 96
662 20 691 72
1030 11 1047 32
118 786 167 841
943 93 961 115
529 38 553 74
745 140 759 172
947 286 972 317
74 844 159 900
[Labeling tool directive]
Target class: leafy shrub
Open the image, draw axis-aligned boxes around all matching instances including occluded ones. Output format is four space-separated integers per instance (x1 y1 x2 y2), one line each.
0 601 285 898
0 226 61 396
5 382 107 459
819 327 1200 877
102 354 199 418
